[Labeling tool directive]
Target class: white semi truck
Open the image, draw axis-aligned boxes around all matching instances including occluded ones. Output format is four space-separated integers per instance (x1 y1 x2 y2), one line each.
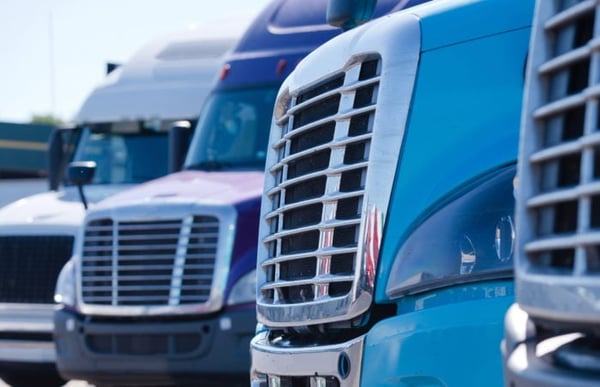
0 26 240 387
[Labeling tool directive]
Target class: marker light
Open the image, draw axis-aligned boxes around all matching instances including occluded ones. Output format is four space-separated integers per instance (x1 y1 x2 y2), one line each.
219 63 231 80
276 59 287 75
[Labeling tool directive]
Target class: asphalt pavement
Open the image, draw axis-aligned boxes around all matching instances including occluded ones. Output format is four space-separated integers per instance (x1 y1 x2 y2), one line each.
0 379 90 387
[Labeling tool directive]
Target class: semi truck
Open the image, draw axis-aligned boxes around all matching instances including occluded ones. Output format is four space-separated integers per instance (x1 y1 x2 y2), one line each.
503 1 600 385
0 27 239 387
250 0 533 386
51 1 425 386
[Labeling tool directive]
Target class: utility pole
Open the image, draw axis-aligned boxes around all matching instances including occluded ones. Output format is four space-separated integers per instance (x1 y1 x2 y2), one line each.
48 9 56 116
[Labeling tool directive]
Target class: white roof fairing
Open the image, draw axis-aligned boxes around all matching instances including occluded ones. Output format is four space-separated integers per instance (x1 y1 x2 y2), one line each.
74 17 253 124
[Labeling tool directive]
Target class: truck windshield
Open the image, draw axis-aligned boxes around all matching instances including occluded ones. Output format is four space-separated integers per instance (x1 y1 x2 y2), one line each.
72 125 168 185
184 87 278 171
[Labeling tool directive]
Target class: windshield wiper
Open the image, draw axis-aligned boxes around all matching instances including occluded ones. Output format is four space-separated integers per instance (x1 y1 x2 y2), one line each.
186 160 233 171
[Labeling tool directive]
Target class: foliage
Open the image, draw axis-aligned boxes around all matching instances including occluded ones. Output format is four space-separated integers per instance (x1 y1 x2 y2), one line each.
30 114 64 126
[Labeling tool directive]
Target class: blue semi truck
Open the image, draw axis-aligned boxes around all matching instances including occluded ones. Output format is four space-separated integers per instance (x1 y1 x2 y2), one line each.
503 1 600 385
250 0 534 386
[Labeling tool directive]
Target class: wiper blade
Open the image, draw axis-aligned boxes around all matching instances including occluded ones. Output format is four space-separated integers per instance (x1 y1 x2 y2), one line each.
186 160 232 171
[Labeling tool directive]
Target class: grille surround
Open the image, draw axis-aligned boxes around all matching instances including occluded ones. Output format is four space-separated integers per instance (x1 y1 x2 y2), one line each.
515 0 600 324
256 14 421 327
76 203 236 316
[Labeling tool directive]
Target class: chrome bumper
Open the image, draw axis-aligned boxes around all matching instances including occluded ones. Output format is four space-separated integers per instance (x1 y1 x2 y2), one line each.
503 303 600 387
0 303 55 363
250 330 364 387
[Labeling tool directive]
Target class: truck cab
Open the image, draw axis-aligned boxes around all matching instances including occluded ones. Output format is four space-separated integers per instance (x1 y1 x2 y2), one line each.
51 1 418 386
503 1 600 385
0 26 238 387
250 0 533 386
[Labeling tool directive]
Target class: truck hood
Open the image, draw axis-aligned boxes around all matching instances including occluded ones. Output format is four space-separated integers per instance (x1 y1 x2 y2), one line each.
0 185 131 231
95 170 265 209
412 0 533 51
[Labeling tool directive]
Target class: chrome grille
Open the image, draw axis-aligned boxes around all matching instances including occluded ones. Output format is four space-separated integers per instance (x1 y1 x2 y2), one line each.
258 56 382 324
81 215 219 307
516 0 600 323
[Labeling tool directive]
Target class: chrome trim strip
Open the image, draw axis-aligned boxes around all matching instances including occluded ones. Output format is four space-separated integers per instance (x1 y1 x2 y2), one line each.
543 0 596 30
264 191 364 220
261 247 357 266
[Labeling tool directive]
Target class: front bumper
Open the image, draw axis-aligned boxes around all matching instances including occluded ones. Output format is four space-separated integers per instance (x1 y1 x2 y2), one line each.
251 331 364 386
54 305 255 386
503 303 600 387
0 304 55 365
252 281 513 387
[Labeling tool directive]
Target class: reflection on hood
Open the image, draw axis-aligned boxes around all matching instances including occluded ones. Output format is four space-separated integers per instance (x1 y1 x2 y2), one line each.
96 170 264 209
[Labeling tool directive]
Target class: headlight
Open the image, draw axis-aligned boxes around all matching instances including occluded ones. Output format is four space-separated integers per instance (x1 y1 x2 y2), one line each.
227 269 256 305
54 258 77 307
386 164 516 298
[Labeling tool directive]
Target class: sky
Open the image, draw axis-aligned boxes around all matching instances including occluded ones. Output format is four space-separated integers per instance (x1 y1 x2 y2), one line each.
0 0 271 124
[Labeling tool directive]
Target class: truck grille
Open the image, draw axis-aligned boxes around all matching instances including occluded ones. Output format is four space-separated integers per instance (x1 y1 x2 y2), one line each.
516 0 600 323
258 55 385 326
0 235 74 303
80 215 219 308
86 332 203 356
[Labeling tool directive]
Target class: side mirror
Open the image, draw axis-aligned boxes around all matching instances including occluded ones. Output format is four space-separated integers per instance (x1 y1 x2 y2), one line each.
68 161 96 210
169 120 192 173
327 0 376 31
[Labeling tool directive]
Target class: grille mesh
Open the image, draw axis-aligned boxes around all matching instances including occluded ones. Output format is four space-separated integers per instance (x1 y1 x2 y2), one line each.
85 332 202 356
520 1 599 276
81 216 219 306
0 236 73 303
259 57 381 308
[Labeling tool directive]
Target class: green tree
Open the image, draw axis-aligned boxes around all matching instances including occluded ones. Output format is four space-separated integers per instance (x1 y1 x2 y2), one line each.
30 114 64 126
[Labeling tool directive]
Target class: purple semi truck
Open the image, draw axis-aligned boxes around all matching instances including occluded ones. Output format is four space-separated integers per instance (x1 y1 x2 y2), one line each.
52 0 345 385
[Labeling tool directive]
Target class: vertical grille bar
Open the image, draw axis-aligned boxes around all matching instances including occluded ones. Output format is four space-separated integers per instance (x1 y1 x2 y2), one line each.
170 216 192 305
112 219 118 306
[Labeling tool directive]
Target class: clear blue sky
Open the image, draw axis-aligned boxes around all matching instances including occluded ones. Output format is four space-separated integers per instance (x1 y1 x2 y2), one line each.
0 0 270 124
